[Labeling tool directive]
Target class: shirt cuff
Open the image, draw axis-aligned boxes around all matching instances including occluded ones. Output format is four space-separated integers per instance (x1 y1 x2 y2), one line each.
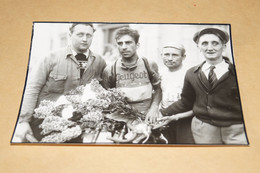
18 114 32 123
160 108 171 116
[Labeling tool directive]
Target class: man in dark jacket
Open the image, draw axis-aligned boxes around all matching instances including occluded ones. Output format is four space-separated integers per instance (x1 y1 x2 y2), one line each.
13 23 106 142
160 28 248 144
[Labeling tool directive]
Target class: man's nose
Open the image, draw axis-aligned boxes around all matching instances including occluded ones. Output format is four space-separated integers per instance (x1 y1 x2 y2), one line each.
168 55 174 60
82 35 88 41
207 44 214 50
122 43 127 49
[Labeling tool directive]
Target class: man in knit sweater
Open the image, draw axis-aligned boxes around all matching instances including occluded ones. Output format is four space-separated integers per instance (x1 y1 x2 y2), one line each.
102 27 161 124
160 28 248 144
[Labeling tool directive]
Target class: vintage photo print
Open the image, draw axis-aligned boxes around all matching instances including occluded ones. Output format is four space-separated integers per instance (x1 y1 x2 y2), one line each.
11 22 249 145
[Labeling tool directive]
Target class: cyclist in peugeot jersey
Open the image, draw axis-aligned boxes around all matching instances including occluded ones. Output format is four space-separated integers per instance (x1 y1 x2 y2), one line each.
102 27 162 124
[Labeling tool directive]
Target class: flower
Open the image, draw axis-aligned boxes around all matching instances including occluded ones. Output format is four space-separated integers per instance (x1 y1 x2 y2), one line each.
33 79 142 143
41 126 82 143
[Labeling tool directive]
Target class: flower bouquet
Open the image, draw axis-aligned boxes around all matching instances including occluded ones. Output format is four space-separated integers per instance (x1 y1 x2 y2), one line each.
32 79 169 144
32 79 143 143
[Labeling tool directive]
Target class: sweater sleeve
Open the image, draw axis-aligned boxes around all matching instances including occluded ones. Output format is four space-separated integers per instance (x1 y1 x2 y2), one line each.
146 59 161 88
161 69 195 116
19 55 51 123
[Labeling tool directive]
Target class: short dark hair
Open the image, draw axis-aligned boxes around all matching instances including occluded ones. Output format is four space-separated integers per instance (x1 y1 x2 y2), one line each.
115 27 140 43
69 23 95 33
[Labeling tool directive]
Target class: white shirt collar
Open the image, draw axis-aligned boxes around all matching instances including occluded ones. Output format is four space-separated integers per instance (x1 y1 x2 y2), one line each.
202 59 229 79
203 60 226 69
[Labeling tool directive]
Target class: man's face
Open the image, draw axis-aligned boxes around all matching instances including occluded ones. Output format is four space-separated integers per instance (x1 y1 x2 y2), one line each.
70 24 94 53
198 34 226 62
116 35 138 59
162 47 184 70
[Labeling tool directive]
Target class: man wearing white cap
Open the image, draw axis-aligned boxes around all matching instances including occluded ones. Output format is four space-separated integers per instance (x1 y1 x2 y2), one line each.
160 28 248 144
159 43 194 144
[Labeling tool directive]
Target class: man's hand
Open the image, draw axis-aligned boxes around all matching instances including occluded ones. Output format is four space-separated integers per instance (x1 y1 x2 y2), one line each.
158 115 178 123
152 115 178 129
13 122 36 142
145 106 160 124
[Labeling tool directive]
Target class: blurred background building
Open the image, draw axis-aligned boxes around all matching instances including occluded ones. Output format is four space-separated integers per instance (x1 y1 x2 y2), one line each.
29 22 233 71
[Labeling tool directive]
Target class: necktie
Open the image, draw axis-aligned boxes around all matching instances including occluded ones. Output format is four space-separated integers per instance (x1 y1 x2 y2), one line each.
208 65 217 87
75 54 87 78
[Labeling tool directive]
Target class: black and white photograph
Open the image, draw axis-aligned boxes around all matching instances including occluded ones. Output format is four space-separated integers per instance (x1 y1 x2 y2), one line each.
11 22 249 145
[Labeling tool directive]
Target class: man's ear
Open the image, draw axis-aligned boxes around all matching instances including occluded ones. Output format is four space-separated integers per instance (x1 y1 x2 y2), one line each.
223 44 227 51
197 44 202 52
182 55 186 60
136 43 140 49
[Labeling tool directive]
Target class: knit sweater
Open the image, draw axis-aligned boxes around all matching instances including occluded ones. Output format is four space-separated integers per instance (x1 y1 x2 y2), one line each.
161 58 244 127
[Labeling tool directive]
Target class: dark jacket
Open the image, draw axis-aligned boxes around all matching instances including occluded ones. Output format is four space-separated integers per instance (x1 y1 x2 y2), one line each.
161 58 244 127
20 46 106 122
